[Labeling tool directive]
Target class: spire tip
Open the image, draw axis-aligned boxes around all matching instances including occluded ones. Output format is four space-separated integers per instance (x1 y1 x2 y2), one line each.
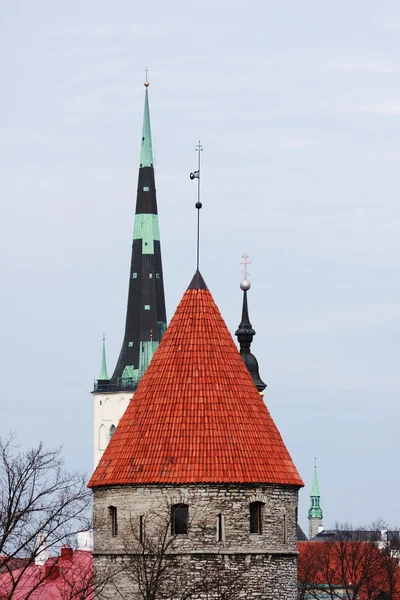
144 66 149 87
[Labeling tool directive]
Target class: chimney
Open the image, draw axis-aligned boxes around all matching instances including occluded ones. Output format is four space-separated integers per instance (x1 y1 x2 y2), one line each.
60 546 73 561
45 563 59 581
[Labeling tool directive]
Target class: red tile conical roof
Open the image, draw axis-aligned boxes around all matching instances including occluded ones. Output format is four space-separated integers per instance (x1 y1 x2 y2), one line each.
88 273 303 488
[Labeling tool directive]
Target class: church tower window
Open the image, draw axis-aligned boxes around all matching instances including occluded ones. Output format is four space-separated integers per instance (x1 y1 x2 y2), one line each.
171 504 188 535
249 502 263 534
109 425 116 441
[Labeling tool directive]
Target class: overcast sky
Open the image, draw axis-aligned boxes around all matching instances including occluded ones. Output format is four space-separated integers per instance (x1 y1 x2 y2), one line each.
1 1 399 533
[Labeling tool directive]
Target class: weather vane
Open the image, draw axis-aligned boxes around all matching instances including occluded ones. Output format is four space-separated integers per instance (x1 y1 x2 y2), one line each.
190 141 203 271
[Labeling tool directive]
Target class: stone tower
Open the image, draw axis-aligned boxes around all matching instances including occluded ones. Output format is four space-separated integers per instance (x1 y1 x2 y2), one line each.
92 80 167 468
89 270 303 600
308 464 323 539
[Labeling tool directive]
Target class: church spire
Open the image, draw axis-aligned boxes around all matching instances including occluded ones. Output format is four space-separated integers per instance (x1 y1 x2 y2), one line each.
308 462 323 539
96 78 167 392
98 335 109 381
235 255 266 393
140 83 153 168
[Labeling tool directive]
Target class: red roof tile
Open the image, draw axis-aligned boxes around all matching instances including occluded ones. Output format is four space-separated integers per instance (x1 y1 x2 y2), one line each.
88 283 303 487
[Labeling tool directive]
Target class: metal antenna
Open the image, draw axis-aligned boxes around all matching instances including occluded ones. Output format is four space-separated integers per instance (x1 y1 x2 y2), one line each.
190 141 203 271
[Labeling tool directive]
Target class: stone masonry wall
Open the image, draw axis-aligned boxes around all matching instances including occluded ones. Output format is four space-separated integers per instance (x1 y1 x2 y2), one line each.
93 483 299 600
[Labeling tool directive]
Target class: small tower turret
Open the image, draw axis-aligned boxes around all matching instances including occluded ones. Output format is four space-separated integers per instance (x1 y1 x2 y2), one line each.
308 462 323 539
235 255 266 392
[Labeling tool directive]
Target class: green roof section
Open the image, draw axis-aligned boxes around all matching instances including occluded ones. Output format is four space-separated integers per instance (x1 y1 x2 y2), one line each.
140 89 153 168
133 214 160 254
98 335 109 381
311 466 320 497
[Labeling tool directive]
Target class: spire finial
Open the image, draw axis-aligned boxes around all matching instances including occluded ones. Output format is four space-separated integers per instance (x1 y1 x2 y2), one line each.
144 66 149 87
190 141 203 271
239 252 252 291
314 456 317 469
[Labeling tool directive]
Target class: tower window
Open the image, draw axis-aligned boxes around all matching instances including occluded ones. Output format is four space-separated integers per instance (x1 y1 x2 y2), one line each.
217 513 225 542
156 273 160 279
132 273 138 279
171 504 188 535
128 342 133 347
149 273 153 279
144 305 150 310
283 514 287 543
109 424 116 441
143 186 149 192
249 502 264 534
109 506 118 537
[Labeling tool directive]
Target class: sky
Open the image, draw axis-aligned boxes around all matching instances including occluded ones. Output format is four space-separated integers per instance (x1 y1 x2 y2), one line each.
1 1 399 534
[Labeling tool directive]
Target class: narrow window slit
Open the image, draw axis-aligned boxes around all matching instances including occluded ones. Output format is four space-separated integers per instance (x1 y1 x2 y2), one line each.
109 506 118 537
249 502 263 534
217 513 225 542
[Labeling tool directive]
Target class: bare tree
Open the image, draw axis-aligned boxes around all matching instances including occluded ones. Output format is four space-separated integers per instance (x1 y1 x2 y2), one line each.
298 523 400 600
0 433 97 599
109 503 252 600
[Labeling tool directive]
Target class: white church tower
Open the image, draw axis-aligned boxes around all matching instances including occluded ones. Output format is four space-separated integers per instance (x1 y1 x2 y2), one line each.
92 79 167 468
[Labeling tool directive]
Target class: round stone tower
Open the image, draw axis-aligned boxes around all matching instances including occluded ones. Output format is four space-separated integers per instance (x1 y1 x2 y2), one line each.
88 270 303 600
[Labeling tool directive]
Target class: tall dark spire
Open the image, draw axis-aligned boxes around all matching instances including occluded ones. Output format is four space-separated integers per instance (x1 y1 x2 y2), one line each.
235 272 266 393
96 79 167 392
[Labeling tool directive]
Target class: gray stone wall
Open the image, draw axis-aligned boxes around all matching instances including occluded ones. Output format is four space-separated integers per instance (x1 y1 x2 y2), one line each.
309 517 322 540
93 483 299 599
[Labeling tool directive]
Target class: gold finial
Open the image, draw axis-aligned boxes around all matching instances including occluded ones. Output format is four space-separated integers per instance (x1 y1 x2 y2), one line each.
144 66 149 87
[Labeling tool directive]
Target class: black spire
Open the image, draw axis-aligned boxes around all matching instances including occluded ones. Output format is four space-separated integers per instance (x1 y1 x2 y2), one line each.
235 281 266 393
95 81 167 393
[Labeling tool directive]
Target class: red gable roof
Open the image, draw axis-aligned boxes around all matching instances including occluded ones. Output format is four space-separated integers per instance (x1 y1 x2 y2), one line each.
89 277 303 488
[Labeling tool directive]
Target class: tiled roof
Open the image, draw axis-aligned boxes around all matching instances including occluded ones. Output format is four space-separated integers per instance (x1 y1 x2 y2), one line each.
89 274 303 488
0 551 93 600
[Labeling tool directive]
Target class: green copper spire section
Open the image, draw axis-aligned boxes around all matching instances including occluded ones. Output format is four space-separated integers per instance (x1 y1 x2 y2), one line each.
311 466 320 497
308 466 323 520
139 88 153 168
98 335 109 381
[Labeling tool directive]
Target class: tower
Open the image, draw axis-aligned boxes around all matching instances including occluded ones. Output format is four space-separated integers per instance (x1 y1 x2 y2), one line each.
92 80 167 467
308 463 323 539
89 269 304 600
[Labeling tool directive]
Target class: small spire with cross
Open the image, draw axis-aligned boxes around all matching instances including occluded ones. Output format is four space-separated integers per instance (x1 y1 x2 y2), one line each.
144 66 149 87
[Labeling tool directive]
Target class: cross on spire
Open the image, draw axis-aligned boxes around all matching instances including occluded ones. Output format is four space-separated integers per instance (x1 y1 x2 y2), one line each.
240 253 252 280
